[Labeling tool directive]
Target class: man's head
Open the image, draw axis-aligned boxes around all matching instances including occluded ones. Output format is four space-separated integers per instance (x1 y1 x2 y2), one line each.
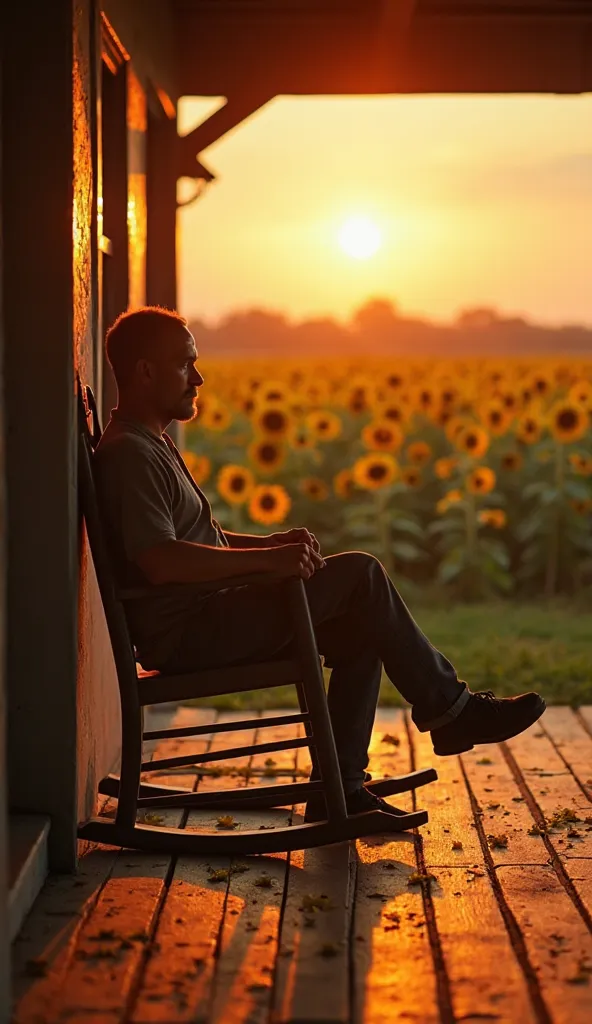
105 306 203 424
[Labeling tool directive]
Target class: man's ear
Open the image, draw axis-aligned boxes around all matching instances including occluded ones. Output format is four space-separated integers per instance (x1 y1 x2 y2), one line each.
136 358 154 385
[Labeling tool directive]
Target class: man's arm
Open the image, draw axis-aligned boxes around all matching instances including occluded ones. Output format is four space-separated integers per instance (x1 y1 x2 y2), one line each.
223 527 321 553
223 531 271 549
135 538 325 586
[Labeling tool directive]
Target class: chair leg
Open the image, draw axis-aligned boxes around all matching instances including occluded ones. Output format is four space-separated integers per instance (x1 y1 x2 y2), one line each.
286 578 347 823
115 701 143 829
293 657 438 804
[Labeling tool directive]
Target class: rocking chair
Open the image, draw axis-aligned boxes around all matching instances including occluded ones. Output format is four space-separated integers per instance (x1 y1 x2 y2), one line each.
76 378 437 855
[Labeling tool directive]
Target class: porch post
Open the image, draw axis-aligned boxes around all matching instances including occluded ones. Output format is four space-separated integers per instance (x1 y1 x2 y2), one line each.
0 49 11 1022
147 107 182 446
2 0 78 870
146 109 178 311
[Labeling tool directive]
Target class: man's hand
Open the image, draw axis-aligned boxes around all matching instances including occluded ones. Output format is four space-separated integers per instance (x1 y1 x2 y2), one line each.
261 542 326 580
266 527 321 554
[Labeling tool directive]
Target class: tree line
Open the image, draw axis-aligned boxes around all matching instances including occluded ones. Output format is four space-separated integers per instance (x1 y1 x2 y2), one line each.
188 299 592 359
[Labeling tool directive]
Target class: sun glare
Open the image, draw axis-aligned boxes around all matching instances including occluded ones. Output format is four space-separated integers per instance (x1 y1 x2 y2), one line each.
338 216 382 260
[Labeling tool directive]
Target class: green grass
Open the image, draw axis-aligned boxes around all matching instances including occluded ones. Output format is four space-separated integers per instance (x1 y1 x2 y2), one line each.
183 601 592 711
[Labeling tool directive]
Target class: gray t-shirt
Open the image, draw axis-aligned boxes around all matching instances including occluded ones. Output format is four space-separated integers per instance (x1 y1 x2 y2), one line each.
94 411 228 668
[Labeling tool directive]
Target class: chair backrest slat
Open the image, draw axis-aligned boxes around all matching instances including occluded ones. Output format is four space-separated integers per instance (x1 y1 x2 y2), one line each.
77 377 141 712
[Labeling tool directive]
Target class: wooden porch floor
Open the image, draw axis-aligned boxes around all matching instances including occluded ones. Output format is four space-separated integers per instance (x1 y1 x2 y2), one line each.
12 705 592 1024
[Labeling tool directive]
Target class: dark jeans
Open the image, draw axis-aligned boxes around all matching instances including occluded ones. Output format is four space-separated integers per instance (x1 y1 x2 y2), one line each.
163 552 469 792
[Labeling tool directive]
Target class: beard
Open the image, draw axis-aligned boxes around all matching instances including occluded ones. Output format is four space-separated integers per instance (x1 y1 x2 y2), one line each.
170 394 198 423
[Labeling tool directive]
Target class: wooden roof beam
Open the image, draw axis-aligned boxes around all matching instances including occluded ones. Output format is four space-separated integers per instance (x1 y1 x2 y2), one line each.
177 91 274 179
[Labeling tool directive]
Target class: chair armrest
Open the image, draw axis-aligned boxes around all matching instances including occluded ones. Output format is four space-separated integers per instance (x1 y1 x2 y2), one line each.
117 571 297 601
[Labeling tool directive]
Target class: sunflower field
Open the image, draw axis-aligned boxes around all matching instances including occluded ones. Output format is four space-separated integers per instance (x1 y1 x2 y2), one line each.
182 357 592 601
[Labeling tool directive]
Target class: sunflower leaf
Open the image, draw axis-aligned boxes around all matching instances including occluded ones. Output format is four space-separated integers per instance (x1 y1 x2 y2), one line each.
564 480 592 501
427 519 464 536
391 541 424 562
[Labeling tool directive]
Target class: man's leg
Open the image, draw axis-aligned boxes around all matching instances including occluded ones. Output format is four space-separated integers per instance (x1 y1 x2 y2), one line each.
303 551 544 763
303 552 469 732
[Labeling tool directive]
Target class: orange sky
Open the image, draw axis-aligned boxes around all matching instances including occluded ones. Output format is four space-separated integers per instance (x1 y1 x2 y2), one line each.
178 94 592 327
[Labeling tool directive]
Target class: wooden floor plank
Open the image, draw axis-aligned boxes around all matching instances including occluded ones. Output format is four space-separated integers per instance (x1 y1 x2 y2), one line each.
542 707 592 801
208 710 300 1024
272 841 356 1024
353 711 440 1024
412 730 484 867
559 858 592 931
430 866 538 1024
577 707 592 737
461 745 550 866
505 724 592 859
272 715 356 1024
497 865 592 1024
11 846 120 1019
130 711 258 1023
409 722 540 1024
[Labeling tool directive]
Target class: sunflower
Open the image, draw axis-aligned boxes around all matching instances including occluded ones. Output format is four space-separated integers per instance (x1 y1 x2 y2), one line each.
306 410 342 442
434 456 459 480
568 453 592 476
361 420 403 452
383 371 406 391
182 451 211 485
299 477 329 501
237 394 256 416
300 379 331 406
247 439 286 475
401 466 423 488
436 489 463 514
379 401 408 426
481 401 512 437
248 484 291 525
478 508 507 529
288 425 316 450
548 402 588 444
353 453 398 491
525 370 554 399
445 415 471 444
405 441 433 466
568 379 592 410
500 451 524 472
454 425 490 459
259 380 290 404
217 465 255 505
200 403 232 432
515 413 542 445
569 497 592 515
253 404 293 438
346 389 372 415
466 467 496 495
438 383 461 409
412 385 436 415
333 468 356 499
499 390 519 414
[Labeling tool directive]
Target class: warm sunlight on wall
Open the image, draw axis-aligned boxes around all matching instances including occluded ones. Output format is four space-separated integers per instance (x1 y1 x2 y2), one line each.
178 94 592 327
127 67 147 309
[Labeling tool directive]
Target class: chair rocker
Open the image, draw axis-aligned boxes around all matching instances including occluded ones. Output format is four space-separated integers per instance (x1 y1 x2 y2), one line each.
76 379 437 856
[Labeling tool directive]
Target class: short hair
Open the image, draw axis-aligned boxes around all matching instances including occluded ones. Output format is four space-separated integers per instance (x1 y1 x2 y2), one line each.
105 306 188 387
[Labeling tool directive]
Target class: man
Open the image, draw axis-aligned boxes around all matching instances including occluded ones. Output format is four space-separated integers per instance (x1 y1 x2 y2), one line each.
94 306 545 821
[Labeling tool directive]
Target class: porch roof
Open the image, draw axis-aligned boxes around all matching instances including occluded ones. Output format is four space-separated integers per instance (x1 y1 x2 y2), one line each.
174 1 592 98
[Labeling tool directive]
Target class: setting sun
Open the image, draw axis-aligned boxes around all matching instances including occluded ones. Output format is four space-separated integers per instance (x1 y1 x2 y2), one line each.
338 216 382 260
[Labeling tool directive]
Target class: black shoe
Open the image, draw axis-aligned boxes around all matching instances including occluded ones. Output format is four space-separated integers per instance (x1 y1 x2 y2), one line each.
431 689 546 756
304 785 409 823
